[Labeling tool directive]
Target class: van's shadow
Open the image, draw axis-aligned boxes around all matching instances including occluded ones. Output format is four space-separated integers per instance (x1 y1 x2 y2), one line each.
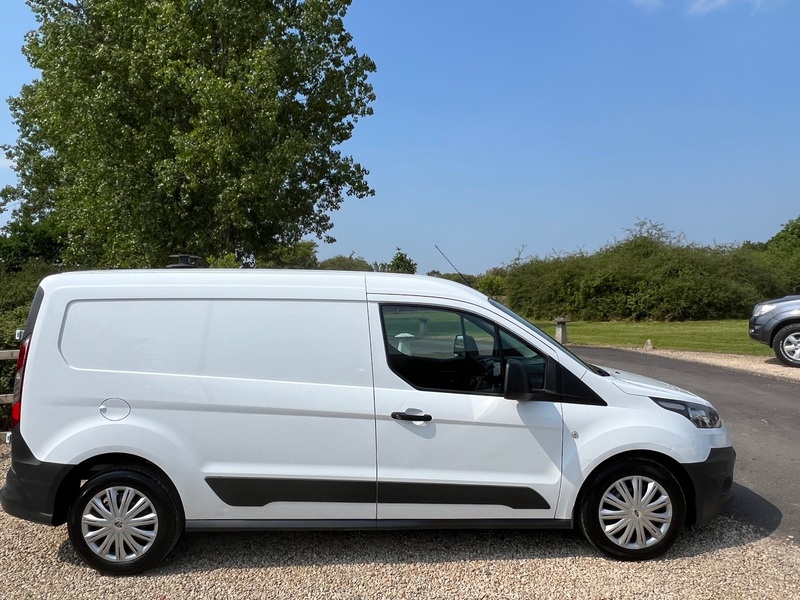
723 482 782 534
55 483 782 575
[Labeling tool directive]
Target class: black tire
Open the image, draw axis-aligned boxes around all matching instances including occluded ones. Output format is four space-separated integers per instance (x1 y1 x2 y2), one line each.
578 457 686 561
67 467 183 575
773 324 800 368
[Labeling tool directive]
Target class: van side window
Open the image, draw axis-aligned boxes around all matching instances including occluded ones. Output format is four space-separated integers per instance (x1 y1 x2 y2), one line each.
380 305 546 394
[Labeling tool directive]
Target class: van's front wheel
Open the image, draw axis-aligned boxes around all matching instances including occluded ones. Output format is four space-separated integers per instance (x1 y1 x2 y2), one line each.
67 468 182 574
578 458 686 561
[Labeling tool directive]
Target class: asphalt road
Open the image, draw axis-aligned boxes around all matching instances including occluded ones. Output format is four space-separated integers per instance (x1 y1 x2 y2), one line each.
573 346 800 542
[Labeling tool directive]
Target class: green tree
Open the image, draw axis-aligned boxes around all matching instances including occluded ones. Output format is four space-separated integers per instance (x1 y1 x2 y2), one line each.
767 216 800 250
319 252 373 271
1 0 376 268
766 215 800 292
374 248 417 274
261 240 319 269
207 240 318 268
477 273 506 297
0 215 64 271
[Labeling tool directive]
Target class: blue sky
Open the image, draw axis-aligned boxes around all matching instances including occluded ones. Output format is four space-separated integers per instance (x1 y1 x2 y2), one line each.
2 0 799 274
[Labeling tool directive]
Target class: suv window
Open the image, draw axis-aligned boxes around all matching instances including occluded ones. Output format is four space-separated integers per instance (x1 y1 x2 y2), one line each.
380 305 546 394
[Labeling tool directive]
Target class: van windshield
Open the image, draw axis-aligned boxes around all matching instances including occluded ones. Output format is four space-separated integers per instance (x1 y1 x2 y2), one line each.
488 299 606 375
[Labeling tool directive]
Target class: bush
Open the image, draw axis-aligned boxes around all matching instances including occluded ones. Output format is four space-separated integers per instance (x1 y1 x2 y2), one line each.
319 253 373 271
506 253 591 319
505 220 792 321
0 260 58 312
1 306 30 431
0 260 56 430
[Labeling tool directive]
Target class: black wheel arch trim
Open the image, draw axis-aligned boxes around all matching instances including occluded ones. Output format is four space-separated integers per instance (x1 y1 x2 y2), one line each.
682 446 736 526
574 447 735 528
0 427 72 526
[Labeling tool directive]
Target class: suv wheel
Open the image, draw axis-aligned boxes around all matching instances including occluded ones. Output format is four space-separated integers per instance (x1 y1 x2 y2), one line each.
578 457 686 561
67 467 183 574
774 324 800 368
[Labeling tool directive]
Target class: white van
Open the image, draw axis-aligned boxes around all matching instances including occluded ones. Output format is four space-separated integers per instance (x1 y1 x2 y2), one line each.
1 270 735 574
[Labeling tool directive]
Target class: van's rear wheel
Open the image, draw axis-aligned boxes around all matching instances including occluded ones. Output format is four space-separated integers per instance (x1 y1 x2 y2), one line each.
578 458 686 560
67 468 182 574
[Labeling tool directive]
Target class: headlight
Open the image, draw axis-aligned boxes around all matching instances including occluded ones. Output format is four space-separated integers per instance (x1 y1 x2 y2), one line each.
753 303 777 317
651 397 721 428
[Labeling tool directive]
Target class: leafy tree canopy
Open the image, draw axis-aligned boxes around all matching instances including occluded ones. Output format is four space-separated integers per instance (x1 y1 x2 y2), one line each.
768 216 800 252
1 0 376 268
0 214 64 271
374 248 417 274
206 240 318 268
765 216 800 292
319 252 372 271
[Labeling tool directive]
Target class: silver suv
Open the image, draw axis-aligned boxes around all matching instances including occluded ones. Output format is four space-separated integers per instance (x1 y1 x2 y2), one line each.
749 295 800 367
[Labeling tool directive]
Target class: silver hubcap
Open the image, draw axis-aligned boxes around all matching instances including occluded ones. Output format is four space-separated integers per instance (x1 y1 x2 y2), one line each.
782 333 800 361
599 475 672 549
81 486 159 562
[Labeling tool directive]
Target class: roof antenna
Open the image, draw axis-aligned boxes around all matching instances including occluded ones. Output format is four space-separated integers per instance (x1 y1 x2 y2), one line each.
435 245 472 288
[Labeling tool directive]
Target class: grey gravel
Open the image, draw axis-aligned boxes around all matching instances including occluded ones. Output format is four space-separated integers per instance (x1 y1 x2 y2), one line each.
2 351 800 599
632 347 800 384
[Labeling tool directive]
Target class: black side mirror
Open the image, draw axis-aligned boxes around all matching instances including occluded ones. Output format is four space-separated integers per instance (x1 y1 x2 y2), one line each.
504 358 560 402
504 359 532 401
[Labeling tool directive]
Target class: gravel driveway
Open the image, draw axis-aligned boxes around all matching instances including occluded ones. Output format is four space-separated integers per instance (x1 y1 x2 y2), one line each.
615 347 800 384
2 350 800 599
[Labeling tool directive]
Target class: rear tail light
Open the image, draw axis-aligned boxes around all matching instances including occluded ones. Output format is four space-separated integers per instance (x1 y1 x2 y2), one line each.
10 336 30 430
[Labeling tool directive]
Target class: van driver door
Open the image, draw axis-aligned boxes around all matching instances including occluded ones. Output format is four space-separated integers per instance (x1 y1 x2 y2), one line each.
368 302 564 523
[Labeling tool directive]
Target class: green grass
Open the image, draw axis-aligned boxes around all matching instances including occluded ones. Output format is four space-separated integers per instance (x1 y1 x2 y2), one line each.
531 320 773 356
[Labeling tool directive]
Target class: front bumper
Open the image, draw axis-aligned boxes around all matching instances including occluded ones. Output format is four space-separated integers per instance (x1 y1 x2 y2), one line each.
0 428 72 526
683 446 736 527
748 316 770 345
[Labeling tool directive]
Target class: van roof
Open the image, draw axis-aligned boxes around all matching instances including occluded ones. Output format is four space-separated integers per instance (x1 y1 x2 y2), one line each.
39 269 489 304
